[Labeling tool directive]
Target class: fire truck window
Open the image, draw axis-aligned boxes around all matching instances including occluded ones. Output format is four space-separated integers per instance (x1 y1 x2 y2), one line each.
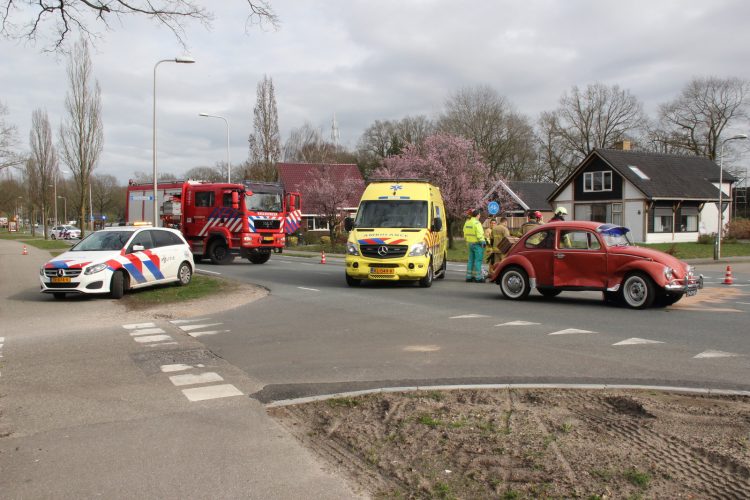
195 191 214 207
222 193 233 207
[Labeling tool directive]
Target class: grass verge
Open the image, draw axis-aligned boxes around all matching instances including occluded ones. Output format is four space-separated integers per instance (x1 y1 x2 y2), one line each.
123 274 236 308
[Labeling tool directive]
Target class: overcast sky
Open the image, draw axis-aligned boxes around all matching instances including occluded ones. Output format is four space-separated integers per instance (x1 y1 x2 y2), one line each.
2 0 750 184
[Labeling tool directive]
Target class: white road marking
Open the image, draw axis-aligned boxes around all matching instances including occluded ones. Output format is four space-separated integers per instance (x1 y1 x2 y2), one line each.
187 330 231 337
160 364 192 373
495 320 540 326
450 314 491 319
548 328 596 336
169 372 224 386
737 302 750 305
169 318 211 324
196 268 222 275
403 345 441 352
0 337 4 342
177 323 223 332
123 322 156 330
181 384 243 402
613 337 665 346
297 287 320 292
129 328 165 336
133 334 173 343
148 342 178 347
693 350 742 359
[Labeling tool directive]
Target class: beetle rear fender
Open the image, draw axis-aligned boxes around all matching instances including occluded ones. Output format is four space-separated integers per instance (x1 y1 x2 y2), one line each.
491 255 535 283
612 260 667 289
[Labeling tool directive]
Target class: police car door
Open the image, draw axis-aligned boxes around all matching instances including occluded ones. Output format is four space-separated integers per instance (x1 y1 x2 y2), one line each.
126 230 165 285
150 229 182 280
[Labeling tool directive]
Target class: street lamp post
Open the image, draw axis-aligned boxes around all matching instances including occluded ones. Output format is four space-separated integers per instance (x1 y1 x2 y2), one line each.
715 133 748 260
153 56 196 226
199 113 231 183
58 196 67 225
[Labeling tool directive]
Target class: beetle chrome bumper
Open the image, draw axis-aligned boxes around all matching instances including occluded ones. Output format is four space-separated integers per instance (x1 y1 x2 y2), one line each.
665 274 703 294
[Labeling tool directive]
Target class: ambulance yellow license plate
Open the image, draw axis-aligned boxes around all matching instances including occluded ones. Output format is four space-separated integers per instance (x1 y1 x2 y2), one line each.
370 268 394 275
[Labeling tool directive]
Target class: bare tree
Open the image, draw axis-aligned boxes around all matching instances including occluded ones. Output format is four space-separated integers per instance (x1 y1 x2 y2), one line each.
1 1 279 52
58 37 103 238
29 108 57 237
654 76 749 160
247 75 281 179
184 164 225 182
282 122 355 165
90 173 123 223
438 85 536 180
554 82 645 160
356 115 434 177
1 101 24 171
535 111 578 183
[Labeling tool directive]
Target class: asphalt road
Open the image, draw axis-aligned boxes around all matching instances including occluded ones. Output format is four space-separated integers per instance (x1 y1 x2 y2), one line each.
190 254 750 402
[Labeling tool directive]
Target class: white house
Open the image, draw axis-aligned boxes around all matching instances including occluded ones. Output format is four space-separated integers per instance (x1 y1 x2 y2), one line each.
547 146 737 243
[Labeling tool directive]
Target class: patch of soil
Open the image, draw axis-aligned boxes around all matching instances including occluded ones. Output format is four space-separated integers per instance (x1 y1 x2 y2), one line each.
269 389 750 499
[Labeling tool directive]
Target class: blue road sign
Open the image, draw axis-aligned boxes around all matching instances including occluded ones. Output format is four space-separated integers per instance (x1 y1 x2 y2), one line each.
487 201 500 215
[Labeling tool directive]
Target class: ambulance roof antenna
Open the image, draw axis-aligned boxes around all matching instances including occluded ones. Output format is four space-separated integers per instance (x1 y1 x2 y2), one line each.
331 112 340 149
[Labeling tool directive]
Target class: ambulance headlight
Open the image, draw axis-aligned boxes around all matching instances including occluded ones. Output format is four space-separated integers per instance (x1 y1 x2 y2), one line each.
346 242 359 256
409 242 428 256
85 263 108 275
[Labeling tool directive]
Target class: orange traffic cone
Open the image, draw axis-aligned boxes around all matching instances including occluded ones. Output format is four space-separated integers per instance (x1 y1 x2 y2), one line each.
320 250 326 264
22 245 28 255
723 265 734 285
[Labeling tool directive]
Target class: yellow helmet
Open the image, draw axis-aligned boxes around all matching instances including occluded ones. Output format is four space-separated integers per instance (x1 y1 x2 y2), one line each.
555 207 568 215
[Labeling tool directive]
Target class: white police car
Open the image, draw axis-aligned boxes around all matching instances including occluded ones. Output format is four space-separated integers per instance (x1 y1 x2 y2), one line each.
40 225 194 299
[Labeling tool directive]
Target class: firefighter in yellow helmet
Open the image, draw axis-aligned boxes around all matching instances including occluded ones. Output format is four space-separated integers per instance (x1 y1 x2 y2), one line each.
550 206 568 222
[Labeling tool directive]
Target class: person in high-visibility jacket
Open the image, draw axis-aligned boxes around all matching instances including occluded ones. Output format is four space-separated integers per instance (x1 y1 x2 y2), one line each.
463 208 486 282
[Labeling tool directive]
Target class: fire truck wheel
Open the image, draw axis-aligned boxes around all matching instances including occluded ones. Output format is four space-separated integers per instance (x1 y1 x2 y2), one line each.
110 271 126 299
177 262 192 286
247 252 271 264
208 240 234 265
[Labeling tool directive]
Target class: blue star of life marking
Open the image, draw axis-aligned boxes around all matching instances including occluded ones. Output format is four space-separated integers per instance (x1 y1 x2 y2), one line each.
390 184 403 192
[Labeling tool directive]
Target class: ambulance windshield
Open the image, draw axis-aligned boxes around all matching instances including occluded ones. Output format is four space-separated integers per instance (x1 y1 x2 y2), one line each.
354 200 428 228
245 192 282 212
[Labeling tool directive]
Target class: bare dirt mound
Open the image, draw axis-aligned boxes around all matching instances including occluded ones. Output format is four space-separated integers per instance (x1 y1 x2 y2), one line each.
269 388 750 499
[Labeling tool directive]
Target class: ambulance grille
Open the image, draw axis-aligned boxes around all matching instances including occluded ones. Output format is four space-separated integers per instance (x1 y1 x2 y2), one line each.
360 245 407 258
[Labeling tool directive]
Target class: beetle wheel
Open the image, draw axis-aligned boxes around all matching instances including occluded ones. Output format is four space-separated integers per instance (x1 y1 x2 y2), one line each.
500 266 530 300
620 272 655 309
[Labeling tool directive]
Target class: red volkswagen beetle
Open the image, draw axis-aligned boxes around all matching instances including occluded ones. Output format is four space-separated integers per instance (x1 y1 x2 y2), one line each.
488 221 703 309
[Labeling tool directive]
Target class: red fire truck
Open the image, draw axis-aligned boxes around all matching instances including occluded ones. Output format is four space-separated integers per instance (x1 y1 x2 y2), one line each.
126 180 301 264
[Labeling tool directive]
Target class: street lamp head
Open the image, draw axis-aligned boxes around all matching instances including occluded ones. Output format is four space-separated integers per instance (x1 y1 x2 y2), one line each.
175 55 196 64
199 112 211 117
731 134 748 140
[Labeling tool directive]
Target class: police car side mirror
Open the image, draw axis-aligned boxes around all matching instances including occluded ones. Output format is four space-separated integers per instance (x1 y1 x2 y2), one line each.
344 217 354 232
431 218 442 232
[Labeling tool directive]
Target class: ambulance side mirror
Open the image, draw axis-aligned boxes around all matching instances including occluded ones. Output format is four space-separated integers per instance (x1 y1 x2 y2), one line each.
431 218 442 232
344 217 354 232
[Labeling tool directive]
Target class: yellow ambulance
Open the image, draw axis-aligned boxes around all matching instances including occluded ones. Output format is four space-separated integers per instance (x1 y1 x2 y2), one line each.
343 179 448 287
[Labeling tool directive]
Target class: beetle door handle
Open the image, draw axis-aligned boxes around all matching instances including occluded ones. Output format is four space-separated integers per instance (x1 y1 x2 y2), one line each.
554 253 566 259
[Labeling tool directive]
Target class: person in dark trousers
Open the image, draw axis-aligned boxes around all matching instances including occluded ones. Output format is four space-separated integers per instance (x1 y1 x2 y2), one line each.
550 207 568 222
520 211 543 234
462 208 486 282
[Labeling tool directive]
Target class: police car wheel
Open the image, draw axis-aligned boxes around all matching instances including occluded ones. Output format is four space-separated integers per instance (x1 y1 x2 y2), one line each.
110 271 126 299
177 262 192 286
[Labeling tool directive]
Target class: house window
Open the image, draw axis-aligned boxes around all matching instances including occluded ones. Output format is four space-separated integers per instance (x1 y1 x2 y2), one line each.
578 203 621 225
303 216 330 231
612 203 622 226
679 206 698 232
653 207 673 233
583 171 613 192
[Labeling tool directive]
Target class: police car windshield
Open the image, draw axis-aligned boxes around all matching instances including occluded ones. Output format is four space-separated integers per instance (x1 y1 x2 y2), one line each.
354 200 428 228
71 231 132 251
245 192 282 212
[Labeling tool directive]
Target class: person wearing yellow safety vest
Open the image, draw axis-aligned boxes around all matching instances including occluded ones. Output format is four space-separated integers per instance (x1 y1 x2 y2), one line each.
463 208 486 282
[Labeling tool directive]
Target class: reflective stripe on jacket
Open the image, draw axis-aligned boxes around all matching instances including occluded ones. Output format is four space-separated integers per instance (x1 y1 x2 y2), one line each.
463 217 485 243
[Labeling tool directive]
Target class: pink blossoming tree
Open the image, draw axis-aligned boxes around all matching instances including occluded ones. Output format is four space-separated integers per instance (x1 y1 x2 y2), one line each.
376 133 500 247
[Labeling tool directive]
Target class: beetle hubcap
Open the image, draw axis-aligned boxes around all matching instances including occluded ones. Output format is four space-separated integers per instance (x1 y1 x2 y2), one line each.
505 273 523 295
627 279 645 304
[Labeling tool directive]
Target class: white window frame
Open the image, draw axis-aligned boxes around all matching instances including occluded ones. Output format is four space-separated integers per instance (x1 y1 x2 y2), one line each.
583 171 613 193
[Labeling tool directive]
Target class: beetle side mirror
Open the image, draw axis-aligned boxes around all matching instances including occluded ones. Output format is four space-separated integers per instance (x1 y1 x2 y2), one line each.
344 217 354 232
431 218 443 232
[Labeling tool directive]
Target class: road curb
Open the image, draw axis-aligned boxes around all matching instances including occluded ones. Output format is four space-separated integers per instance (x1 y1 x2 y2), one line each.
264 383 750 408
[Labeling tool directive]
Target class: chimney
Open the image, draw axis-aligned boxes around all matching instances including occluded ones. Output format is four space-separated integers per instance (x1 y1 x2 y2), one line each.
614 140 631 151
